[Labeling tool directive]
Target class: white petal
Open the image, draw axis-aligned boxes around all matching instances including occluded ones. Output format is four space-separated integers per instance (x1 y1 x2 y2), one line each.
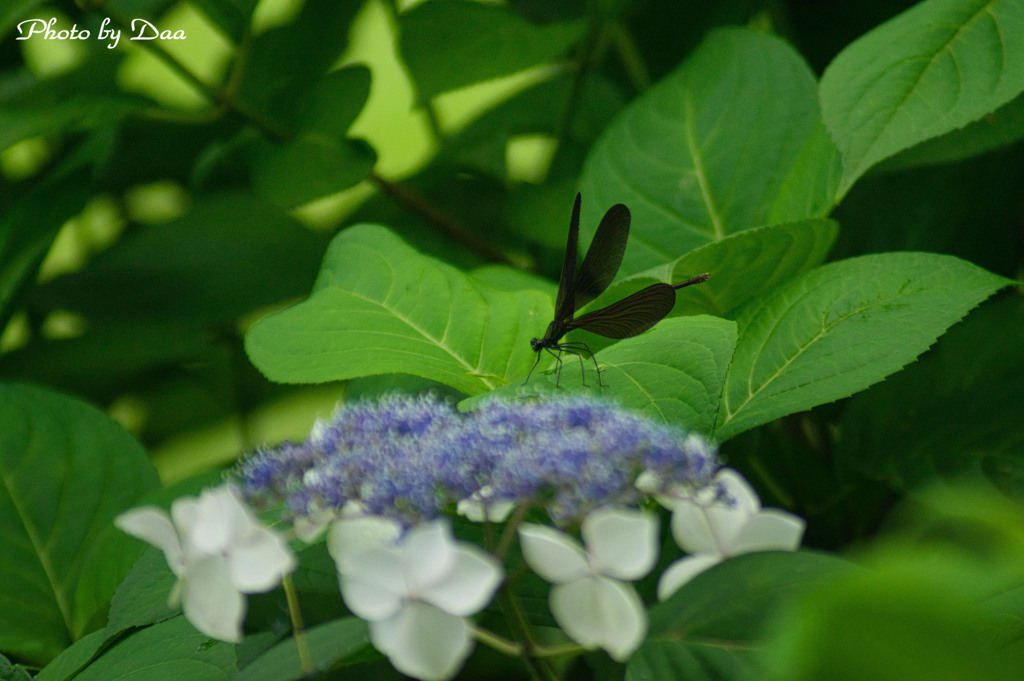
667 469 762 554
715 469 761 515
729 509 805 556
188 486 253 555
327 515 402 576
370 602 473 681
402 521 457 595
293 509 337 543
457 487 514 523
226 525 296 592
549 576 647 662
656 554 722 600
339 546 406 621
582 507 659 580
668 500 724 554
422 544 503 616
633 470 662 495
115 507 184 577
181 555 245 642
518 524 589 584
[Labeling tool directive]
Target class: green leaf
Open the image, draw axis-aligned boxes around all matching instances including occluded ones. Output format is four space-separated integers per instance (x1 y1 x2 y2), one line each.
595 316 736 433
30 193 327 323
234 0 363 125
233 619 371 681
0 55 145 153
628 552 854 681
398 0 586 100
821 0 1024 197
252 137 376 208
765 489 1024 681
33 630 105 681
245 224 551 395
65 617 235 681
0 0 47 40
0 384 160 665
0 321 209 402
882 92 1024 171
598 219 839 318
295 66 372 139
0 170 91 332
251 66 375 207
837 295 1024 496
579 28 838 276
713 252 1014 441
104 548 179 640
463 316 737 436
189 0 258 43
0 652 32 681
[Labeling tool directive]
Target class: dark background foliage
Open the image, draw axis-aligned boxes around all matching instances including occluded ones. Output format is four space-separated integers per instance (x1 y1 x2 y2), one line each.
2 0 1023 678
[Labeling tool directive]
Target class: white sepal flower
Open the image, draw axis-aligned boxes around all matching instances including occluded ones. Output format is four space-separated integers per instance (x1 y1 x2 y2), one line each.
329 518 503 681
456 486 515 523
115 485 296 642
519 507 658 661
658 468 805 600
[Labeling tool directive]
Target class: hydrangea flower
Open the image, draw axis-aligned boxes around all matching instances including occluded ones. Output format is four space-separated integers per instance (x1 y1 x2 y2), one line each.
471 398 716 524
115 485 296 642
518 507 659 661
657 468 805 600
328 517 503 681
234 393 717 530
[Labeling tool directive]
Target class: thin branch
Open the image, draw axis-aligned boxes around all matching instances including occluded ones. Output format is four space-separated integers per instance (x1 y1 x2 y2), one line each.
369 173 511 264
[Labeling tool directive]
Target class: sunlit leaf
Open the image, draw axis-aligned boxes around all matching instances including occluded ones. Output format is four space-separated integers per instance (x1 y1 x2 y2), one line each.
714 252 1013 441
579 29 839 276
596 219 839 318
398 0 585 100
821 0 1024 196
465 316 737 436
245 224 550 395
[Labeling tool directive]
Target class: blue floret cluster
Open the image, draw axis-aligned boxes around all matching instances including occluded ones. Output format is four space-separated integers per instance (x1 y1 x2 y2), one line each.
235 393 717 527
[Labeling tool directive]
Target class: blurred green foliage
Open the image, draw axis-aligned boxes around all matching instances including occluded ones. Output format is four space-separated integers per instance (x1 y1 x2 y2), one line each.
1 0 1023 679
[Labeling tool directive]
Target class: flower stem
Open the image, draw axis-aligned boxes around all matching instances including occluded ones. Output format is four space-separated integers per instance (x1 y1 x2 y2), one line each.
283 575 313 675
495 585 559 681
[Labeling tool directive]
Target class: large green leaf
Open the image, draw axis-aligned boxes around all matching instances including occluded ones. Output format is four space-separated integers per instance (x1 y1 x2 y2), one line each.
595 219 839 319
713 252 1013 441
245 225 551 395
627 552 853 681
464 316 737 436
398 0 585 100
0 384 160 665
63 617 235 681
821 0 1024 197
882 92 1024 171
233 619 370 681
579 28 839 276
